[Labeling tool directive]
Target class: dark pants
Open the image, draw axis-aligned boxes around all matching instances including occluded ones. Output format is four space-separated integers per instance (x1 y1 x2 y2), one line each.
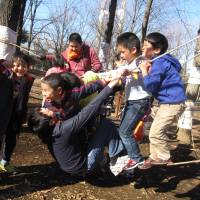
0 73 13 150
2 117 21 162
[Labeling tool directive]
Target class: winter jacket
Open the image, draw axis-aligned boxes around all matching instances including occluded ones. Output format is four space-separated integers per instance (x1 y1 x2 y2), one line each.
0 73 13 137
9 72 35 133
52 86 113 174
143 54 186 104
43 79 106 120
61 43 102 76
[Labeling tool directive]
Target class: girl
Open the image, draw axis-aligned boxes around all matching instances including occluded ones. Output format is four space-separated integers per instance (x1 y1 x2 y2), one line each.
41 72 108 121
28 76 125 175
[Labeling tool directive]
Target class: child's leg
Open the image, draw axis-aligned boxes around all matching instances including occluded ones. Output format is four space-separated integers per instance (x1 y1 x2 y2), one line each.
149 104 182 160
118 99 149 162
1 122 19 163
87 118 124 171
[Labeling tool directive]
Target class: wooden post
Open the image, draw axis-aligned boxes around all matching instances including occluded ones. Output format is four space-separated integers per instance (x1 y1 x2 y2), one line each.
114 91 123 118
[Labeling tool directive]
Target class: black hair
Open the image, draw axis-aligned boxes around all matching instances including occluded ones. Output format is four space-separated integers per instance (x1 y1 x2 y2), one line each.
145 32 168 54
41 73 72 91
115 53 121 61
69 33 82 44
12 51 32 68
116 32 140 53
60 72 82 88
52 54 65 68
28 108 54 144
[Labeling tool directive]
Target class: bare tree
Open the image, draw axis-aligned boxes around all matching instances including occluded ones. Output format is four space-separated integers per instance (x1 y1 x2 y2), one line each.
33 0 95 54
26 0 43 51
98 0 117 70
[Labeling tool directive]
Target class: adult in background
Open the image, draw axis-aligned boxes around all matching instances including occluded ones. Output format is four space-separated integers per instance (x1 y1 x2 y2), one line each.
61 33 102 77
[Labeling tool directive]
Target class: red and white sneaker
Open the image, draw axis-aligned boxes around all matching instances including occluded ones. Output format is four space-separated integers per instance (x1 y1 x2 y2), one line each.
123 159 144 171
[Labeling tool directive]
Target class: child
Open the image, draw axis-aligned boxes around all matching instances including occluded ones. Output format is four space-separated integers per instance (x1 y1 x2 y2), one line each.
28 75 125 175
113 32 151 170
138 32 186 169
41 72 110 121
0 52 35 173
45 54 68 76
0 60 13 150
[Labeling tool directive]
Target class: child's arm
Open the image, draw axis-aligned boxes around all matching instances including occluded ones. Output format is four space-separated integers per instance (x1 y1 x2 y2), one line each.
139 60 151 77
140 59 165 95
17 75 35 121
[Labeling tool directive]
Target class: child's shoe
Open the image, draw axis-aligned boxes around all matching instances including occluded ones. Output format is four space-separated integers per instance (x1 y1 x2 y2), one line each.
123 159 144 171
150 158 173 165
138 157 173 170
0 163 16 173
138 158 153 170
109 155 129 176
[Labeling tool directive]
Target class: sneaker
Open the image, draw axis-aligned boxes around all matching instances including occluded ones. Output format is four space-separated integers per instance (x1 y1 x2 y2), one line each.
138 157 173 170
0 163 16 173
123 159 144 171
150 158 173 165
138 158 153 170
109 155 129 176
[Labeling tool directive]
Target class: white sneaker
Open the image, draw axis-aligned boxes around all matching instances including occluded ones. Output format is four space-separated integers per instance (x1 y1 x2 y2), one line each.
109 155 129 176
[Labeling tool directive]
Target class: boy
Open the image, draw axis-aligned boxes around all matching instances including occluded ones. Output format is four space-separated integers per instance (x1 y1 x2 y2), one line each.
0 52 35 173
139 32 186 169
113 32 151 171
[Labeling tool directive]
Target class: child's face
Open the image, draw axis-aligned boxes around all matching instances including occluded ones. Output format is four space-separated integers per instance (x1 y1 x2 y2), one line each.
117 45 137 64
41 82 62 102
12 61 28 77
142 40 160 59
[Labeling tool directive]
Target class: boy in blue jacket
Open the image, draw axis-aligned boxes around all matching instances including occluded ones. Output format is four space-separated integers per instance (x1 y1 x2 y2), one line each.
139 32 186 169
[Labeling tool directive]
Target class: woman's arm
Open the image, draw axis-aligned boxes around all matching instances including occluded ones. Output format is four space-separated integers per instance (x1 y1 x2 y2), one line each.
53 79 119 138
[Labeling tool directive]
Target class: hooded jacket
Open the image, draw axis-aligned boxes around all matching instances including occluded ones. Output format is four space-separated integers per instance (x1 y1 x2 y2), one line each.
143 54 186 104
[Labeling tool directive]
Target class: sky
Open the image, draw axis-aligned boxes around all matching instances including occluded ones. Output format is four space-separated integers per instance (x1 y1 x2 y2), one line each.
36 0 200 34
26 0 200 70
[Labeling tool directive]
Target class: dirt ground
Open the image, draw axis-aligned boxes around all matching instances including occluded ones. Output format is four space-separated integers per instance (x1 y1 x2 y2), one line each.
0 75 200 200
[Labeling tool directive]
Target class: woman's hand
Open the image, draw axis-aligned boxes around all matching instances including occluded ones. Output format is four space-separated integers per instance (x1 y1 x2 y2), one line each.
39 108 54 117
107 68 128 88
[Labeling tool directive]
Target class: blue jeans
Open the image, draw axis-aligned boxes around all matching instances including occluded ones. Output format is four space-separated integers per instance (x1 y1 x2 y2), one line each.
87 118 124 171
119 98 150 162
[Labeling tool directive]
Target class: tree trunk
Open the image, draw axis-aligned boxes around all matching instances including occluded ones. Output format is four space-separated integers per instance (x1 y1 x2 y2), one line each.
104 0 117 44
99 0 117 70
194 29 200 67
0 0 27 45
16 0 27 46
141 0 153 44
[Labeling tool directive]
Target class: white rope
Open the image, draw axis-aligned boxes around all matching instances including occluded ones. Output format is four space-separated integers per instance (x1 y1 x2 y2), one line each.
151 34 200 62
181 50 200 66
1 34 200 63
0 39 41 58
